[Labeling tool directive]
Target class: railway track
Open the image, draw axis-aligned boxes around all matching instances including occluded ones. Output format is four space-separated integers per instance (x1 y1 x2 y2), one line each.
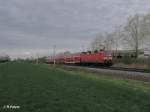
93 66 150 73
65 64 150 73
60 65 150 81
52 63 150 74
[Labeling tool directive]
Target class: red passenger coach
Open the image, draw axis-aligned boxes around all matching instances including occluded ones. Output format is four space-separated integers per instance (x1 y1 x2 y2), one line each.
47 50 113 66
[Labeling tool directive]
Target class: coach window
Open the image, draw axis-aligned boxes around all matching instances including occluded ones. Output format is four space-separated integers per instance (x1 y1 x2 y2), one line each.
87 51 91 54
94 50 98 53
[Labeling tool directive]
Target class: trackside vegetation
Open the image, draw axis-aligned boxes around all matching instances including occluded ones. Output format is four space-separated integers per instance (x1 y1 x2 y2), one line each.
113 57 150 68
0 62 150 112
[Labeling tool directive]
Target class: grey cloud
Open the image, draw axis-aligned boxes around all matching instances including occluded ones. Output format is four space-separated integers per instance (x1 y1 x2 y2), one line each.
0 0 150 57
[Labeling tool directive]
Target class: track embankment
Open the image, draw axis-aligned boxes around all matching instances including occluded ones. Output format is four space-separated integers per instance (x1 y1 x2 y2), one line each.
60 65 150 81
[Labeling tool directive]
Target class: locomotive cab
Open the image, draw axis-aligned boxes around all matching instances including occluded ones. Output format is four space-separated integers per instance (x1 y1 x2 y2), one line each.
103 51 113 66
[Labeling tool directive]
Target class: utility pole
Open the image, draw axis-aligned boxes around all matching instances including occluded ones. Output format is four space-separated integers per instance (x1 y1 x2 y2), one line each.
36 53 39 64
81 45 85 52
53 45 56 65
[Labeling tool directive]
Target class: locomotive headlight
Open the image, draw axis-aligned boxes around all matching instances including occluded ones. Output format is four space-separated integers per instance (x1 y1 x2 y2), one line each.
104 57 108 60
109 57 112 60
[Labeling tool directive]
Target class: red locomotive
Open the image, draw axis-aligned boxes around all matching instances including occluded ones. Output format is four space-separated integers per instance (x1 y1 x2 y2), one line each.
47 50 113 66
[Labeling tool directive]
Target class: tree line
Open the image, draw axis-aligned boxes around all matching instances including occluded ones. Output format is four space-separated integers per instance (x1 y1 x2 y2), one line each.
90 13 150 58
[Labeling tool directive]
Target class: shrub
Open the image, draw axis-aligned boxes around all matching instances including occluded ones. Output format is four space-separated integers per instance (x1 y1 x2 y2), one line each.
0 55 11 63
113 57 150 66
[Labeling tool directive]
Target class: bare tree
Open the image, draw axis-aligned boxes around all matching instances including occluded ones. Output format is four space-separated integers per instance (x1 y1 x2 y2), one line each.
124 14 150 57
103 32 114 51
124 15 142 57
90 32 116 51
90 33 106 51
111 25 128 56
142 14 150 49
90 13 150 55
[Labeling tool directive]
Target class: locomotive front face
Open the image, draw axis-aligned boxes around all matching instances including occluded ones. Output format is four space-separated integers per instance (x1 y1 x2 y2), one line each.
103 51 113 66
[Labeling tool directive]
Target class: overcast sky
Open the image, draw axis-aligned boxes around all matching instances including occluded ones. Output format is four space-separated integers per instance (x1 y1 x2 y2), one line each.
0 0 150 58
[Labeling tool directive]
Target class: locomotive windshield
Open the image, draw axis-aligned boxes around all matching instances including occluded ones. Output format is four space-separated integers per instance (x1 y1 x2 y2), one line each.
104 51 112 56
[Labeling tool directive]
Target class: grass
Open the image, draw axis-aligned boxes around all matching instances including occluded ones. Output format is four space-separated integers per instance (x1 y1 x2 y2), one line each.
115 58 150 65
0 62 150 112
113 58 150 69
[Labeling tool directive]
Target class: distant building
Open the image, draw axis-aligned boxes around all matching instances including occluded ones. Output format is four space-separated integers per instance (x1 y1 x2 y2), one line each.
144 48 150 57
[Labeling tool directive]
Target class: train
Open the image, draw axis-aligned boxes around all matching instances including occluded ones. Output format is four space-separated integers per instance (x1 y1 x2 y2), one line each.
47 49 113 66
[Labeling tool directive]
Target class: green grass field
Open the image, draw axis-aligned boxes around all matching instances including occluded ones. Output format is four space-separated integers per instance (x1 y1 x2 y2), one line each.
0 62 150 112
